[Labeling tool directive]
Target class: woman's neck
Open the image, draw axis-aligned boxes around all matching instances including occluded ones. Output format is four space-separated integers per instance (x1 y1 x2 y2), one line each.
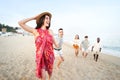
41 25 47 30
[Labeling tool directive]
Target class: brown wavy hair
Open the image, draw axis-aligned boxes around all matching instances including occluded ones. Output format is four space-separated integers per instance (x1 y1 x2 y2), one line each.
35 14 51 29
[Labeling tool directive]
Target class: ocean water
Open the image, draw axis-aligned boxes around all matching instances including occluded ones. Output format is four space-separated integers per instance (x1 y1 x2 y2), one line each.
64 34 120 57
101 36 120 57
103 46 120 57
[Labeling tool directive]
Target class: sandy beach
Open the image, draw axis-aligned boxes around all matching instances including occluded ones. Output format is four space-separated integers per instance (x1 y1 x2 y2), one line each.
0 36 120 80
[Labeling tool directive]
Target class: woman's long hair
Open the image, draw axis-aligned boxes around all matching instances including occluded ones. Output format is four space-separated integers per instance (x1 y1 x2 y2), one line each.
35 14 51 29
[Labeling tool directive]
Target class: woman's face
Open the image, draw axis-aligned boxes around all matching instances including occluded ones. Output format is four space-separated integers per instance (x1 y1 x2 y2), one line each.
75 35 79 39
44 15 50 27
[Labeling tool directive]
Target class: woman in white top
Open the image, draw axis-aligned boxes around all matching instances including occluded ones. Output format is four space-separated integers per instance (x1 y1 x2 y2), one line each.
73 34 81 57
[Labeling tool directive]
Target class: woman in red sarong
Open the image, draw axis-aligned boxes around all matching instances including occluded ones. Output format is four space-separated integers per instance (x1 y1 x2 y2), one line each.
18 12 58 80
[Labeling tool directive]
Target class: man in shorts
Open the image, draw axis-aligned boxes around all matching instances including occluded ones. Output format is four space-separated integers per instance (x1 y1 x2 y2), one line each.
54 28 64 69
81 36 90 58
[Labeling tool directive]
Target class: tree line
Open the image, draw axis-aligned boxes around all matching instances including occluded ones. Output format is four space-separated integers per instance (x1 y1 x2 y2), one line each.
0 23 18 33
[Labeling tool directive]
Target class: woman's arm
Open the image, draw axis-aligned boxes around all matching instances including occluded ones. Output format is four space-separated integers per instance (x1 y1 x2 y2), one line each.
18 17 35 33
79 44 82 50
18 14 40 36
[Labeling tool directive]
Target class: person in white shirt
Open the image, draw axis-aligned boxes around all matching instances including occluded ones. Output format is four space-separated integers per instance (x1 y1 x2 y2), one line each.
91 37 102 62
54 28 64 69
73 34 81 57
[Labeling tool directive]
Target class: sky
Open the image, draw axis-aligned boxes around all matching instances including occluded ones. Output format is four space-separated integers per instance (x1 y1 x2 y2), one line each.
0 0 120 41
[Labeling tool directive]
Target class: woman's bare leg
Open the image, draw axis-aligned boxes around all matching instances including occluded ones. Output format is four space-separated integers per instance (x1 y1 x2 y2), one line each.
48 74 51 80
40 69 46 80
75 49 79 57
85 52 87 57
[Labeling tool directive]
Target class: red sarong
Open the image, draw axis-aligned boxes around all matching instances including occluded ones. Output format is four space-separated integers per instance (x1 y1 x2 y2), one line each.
35 29 54 78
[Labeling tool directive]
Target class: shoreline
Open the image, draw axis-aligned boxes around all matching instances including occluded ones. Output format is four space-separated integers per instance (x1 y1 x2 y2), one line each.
64 41 120 58
64 41 120 66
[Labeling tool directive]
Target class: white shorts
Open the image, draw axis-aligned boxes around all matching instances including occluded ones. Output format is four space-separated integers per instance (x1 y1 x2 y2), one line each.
54 50 63 57
92 51 100 54
82 48 89 52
